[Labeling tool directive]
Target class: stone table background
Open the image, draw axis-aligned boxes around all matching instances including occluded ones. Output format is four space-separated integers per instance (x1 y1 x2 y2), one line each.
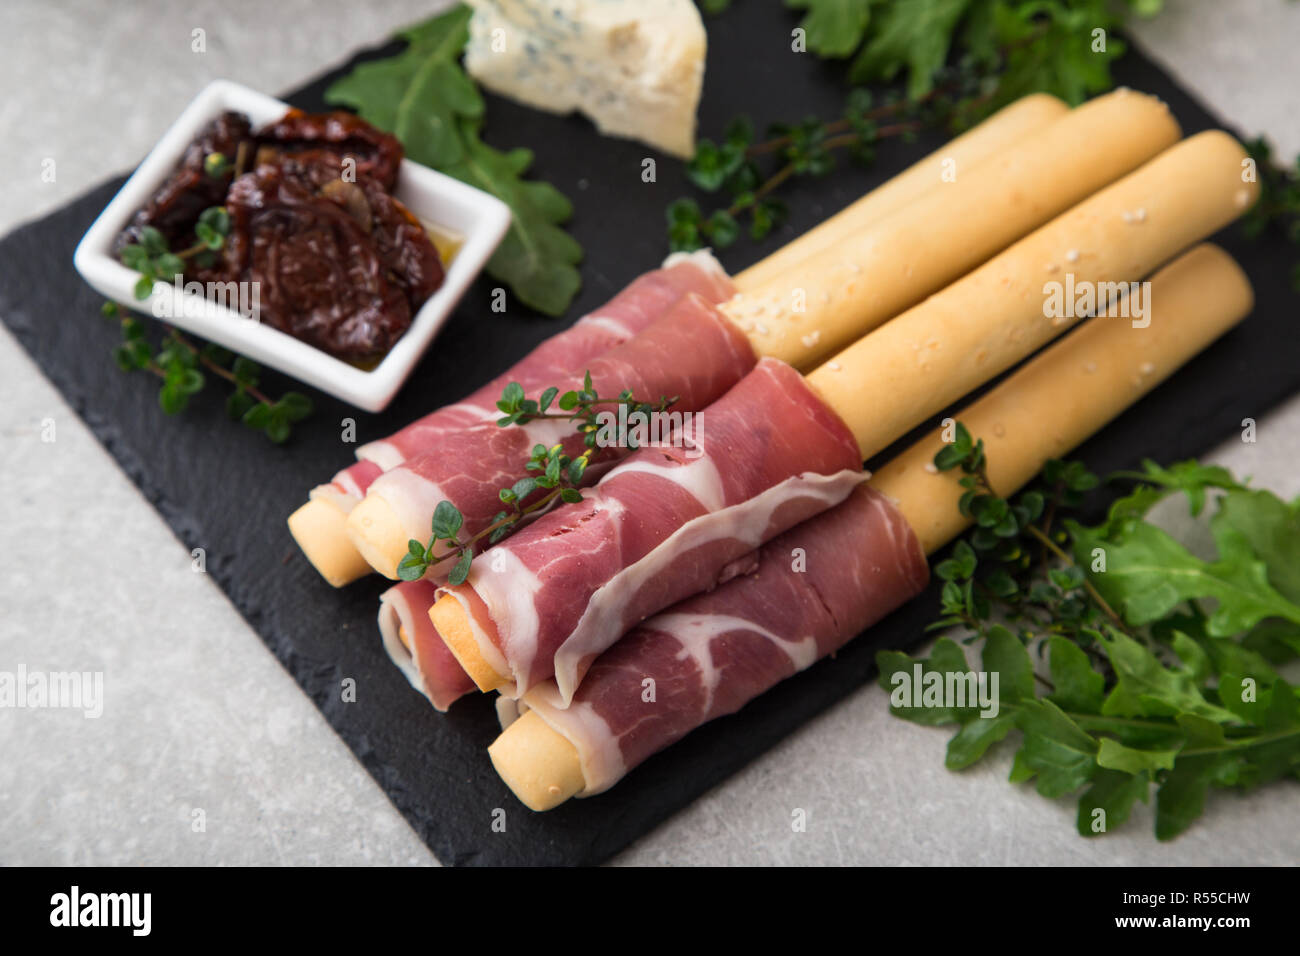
1 0 1297 865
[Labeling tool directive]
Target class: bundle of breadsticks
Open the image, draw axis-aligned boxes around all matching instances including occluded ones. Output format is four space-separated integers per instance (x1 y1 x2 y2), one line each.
287 89 1259 809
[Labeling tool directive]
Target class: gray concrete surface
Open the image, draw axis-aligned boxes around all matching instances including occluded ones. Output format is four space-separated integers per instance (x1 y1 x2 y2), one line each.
1 0 1297 866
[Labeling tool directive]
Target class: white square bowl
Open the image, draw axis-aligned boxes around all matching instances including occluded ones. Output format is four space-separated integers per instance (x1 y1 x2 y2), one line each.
73 79 511 412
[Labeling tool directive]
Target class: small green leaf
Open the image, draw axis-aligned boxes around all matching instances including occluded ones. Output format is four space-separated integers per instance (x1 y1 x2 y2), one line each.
1077 769 1149 837
431 500 464 541
705 209 739 248
945 714 1015 770
139 226 167 255
277 391 313 423
511 477 538 502
1096 738 1178 775
158 384 187 415
242 403 271 430
449 546 474 586
232 356 260 388
264 412 291 444
396 552 427 582
226 389 255 422
1046 636 1105 715
1014 699 1098 799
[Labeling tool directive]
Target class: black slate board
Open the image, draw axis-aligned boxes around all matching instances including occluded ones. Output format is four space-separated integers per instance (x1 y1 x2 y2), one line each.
3 4 1298 865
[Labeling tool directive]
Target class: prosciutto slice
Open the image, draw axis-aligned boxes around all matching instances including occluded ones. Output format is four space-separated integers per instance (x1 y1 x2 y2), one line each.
306 251 734 515
520 487 930 795
364 291 757 558
446 358 867 704
378 580 475 711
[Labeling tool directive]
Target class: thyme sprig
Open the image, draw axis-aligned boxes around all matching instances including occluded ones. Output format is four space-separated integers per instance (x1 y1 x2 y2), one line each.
668 90 933 252
398 374 680 583
100 303 312 443
495 371 679 450
397 443 591 584
1241 136 1300 292
119 209 231 301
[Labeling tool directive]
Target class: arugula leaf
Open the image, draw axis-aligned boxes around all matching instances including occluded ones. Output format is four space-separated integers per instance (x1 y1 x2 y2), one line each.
326 9 483 168
1076 769 1149 836
849 0 973 98
786 0 878 59
946 713 1016 769
882 438 1300 841
1211 489 1300 604
1097 628 1238 723
1069 518 1300 638
444 122 583 315
1045 636 1104 714
1012 699 1098 798
325 6 582 315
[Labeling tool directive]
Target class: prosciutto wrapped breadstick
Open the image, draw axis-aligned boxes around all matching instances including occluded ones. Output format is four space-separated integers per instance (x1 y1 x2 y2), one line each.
349 89 1181 584
293 92 1072 587
378 580 476 711
490 243 1255 810
289 250 734 586
349 292 757 579
429 130 1259 706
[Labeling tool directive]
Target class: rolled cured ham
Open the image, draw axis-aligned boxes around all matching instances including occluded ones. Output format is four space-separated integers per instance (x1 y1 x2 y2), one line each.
491 243 1256 809
510 487 929 798
488 242 1256 811
430 130 1260 710
349 291 758 578
378 580 475 711
437 357 867 704
290 250 734 585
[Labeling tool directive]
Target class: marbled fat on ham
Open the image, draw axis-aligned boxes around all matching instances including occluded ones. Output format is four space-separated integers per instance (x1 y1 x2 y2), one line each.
378 579 475 711
365 291 758 560
456 357 868 704
522 487 930 794
306 251 734 513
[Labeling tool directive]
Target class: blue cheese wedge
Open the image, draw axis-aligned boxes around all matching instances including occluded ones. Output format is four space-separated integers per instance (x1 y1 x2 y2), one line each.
464 0 706 158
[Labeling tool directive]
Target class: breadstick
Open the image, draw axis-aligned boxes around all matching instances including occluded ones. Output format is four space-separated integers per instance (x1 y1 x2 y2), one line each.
729 88 1181 367
807 130 1258 456
870 243 1254 553
732 93 1068 289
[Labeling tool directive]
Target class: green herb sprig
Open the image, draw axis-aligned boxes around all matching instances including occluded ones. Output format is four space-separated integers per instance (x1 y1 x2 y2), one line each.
101 303 313 443
119 209 231 301
495 371 679 449
1241 136 1300 292
398 443 591 584
878 423 1300 840
398 374 681 582
673 0 1168 254
668 92 927 252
